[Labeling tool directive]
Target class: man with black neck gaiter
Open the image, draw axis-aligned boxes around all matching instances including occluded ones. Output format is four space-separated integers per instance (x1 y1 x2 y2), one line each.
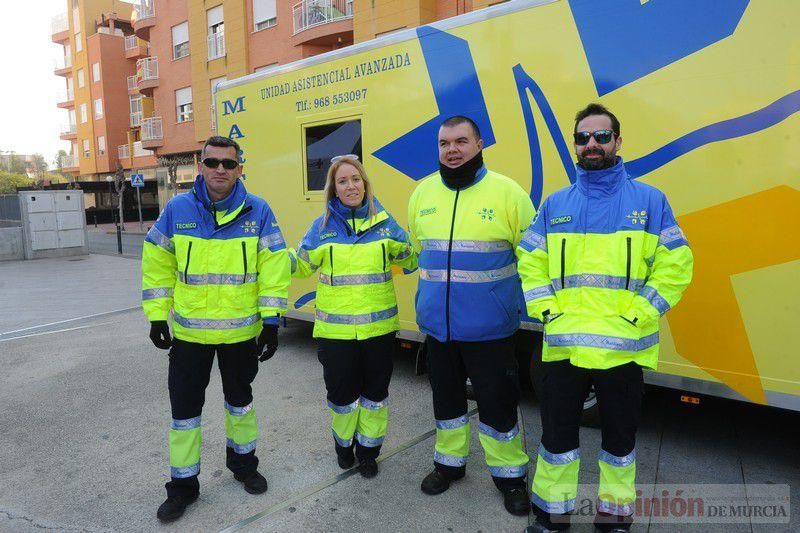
408 115 536 516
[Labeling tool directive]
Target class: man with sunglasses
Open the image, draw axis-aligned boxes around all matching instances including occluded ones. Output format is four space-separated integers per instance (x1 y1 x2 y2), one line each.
518 103 693 532
142 136 291 522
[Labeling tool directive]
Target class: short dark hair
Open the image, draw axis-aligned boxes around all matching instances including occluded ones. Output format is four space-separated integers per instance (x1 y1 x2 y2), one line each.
574 103 620 137
202 135 241 158
441 115 481 140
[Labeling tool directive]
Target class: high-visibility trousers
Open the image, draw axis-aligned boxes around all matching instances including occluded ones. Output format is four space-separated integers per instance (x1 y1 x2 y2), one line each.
317 332 395 461
531 359 643 532
165 337 260 498
426 334 530 490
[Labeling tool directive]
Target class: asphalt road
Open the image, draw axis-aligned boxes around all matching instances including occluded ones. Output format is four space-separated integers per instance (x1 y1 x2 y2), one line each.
86 229 146 258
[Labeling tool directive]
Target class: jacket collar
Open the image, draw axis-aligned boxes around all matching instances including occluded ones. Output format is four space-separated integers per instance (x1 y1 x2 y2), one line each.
574 157 628 198
326 196 388 233
440 164 488 191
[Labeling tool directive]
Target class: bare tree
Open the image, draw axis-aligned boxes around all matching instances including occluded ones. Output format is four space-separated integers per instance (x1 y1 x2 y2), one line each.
114 164 127 231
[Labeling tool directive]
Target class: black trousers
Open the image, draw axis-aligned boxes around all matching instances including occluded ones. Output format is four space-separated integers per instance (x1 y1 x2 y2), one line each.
426 334 526 490
165 337 260 498
317 332 395 461
535 359 644 531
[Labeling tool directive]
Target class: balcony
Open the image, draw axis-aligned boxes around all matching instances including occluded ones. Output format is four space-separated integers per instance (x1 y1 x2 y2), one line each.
133 1 156 40
60 123 77 140
127 75 140 96
118 142 154 166
56 90 75 109
54 56 72 76
51 13 69 42
291 0 353 46
136 57 159 96
207 31 225 61
60 154 79 171
140 117 163 149
125 35 149 59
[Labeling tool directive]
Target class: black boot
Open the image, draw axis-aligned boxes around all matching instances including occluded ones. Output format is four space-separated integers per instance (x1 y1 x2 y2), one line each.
525 521 560 533
420 469 464 495
502 486 530 516
359 458 378 478
234 470 268 494
156 494 198 522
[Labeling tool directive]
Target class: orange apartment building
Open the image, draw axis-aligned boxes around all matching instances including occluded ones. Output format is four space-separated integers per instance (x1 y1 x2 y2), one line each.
54 0 508 210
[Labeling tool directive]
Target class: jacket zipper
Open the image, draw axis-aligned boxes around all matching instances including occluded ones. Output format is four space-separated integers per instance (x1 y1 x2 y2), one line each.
184 241 193 282
625 237 632 290
381 242 386 273
560 238 566 289
329 246 334 286
445 189 461 342
351 209 356 236
241 241 248 284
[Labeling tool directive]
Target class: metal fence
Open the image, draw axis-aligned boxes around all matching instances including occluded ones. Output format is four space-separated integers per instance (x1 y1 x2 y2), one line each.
0 194 21 227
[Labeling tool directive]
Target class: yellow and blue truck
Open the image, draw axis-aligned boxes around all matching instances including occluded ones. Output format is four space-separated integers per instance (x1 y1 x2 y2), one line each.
215 0 800 412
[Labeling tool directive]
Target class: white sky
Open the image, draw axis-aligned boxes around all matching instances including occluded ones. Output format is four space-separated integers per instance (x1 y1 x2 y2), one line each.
0 1 135 168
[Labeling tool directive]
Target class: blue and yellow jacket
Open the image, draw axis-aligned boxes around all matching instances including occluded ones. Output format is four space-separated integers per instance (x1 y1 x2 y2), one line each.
517 158 694 369
141 176 291 344
408 166 537 342
290 197 417 340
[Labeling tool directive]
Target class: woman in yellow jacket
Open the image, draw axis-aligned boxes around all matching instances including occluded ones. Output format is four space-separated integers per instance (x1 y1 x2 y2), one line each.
291 155 417 478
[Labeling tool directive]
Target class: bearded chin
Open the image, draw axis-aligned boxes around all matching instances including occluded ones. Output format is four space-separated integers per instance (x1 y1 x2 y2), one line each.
579 151 616 170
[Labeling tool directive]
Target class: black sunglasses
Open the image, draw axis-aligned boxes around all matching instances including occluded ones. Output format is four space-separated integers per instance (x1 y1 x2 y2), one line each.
573 129 615 146
202 157 239 170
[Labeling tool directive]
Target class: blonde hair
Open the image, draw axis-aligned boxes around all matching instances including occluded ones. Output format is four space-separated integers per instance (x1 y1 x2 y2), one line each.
323 156 378 227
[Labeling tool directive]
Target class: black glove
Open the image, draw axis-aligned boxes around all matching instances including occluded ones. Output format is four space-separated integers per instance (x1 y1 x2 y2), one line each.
149 320 172 350
256 324 279 362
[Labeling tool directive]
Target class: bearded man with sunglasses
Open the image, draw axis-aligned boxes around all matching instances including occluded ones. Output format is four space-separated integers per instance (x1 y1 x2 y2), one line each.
518 104 693 533
142 136 291 522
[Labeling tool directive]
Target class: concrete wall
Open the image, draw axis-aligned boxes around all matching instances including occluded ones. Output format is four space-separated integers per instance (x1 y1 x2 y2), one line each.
0 227 24 262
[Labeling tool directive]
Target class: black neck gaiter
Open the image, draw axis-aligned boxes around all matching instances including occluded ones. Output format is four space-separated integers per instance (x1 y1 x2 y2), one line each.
439 151 484 189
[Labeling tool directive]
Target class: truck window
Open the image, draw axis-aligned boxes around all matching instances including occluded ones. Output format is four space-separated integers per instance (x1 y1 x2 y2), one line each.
304 120 362 192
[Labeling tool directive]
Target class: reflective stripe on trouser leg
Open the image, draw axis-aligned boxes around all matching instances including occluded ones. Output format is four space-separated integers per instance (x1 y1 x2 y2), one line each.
329 399 359 448
355 396 388 447
597 448 636 516
434 414 470 467
169 416 202 478
477 422 530 478
530 444 581 513
224 401 258 455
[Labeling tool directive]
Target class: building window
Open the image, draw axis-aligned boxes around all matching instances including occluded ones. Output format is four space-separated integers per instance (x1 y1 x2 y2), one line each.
207 5 225 60
68 109 76 127
304 120 362 192
94 98 103 119
77 68 85 88
80 103 88 123
176 87 193 123
67 77 74 100
130 94 142 127
253 0 277 31
75 32 83 52
97 136 106 156
82 139 90 158
172 21 189 59
92 62 100 82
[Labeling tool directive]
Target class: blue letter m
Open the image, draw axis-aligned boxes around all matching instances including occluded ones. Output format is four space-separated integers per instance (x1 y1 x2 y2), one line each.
222 97 246 116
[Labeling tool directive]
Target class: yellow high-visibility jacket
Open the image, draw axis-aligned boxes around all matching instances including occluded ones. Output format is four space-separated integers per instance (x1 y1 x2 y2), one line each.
290 197 417 340
517 158 693 369
142 176 290 344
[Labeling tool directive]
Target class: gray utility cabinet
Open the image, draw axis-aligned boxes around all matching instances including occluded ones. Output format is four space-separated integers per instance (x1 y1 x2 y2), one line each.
19 190 88 260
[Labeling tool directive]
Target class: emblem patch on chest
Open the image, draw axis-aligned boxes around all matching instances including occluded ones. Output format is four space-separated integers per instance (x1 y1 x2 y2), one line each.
626 210 648 225
320 230 338 241
175 222 197 230
550 215 572 226
477 207 495 221
240 220 259 234
419 207 437 217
